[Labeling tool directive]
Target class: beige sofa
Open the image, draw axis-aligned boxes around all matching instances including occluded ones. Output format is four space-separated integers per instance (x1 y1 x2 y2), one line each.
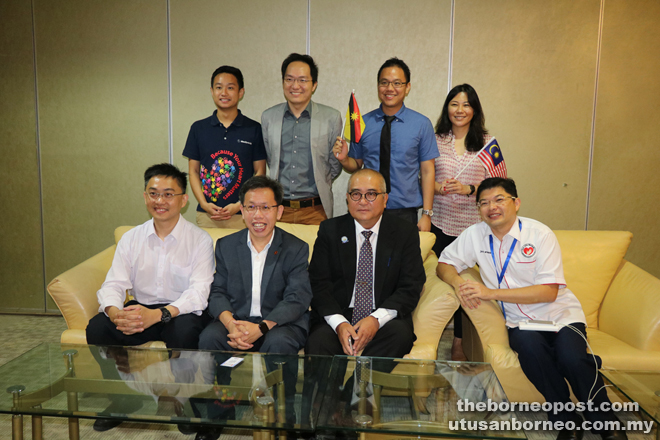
47 222 459 361
453 230 660 403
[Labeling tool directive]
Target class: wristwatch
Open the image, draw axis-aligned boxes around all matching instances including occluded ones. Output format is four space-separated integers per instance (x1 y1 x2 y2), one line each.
422 209 434 217
159 307 172 323
258 321 270 337
467 185 476 196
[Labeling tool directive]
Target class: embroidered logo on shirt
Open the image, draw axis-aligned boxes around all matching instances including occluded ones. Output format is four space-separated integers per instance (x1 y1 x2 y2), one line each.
238 139 252 145
521 244 536 258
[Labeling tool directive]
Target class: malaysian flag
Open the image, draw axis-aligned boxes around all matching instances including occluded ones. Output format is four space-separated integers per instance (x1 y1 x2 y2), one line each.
343 92 365 143
477 138 507 178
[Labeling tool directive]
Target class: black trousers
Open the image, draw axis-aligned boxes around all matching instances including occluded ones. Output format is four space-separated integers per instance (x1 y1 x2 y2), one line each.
86 300 211 350
508 323 618 427
384 207 418 225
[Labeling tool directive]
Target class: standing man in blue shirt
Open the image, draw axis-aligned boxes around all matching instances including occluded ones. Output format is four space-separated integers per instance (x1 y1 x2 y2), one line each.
261 53 343 225
183 65 267 229
334 58 438 231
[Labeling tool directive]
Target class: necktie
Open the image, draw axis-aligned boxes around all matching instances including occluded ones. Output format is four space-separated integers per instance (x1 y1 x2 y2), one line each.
352 231 374 325
380 115 395 194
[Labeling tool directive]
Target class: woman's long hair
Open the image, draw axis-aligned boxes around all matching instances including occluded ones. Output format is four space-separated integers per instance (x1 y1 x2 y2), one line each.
435 84 488 152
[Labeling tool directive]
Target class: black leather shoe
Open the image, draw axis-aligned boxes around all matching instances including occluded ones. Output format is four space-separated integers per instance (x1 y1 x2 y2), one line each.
601 430 628 440
178 423 197 435
194 427 222 440
92 418 123 432
557 428 584 440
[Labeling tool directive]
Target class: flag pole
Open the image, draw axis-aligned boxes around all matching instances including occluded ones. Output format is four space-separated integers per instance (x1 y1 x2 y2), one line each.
454 143 487 179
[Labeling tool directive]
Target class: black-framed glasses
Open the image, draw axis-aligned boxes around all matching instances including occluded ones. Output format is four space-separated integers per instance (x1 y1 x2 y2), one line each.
477 196 516 209
348 191 385 202
378 80 408 89
243 205 279 213
146 192 185 201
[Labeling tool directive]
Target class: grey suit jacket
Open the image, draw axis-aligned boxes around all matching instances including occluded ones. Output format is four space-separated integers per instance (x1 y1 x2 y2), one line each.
261 101 343 218
208 227 311 333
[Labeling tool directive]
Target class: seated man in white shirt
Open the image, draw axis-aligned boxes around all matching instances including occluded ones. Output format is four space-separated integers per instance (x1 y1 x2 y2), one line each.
85 163 215 432
86 163 215 350
437 177 626 440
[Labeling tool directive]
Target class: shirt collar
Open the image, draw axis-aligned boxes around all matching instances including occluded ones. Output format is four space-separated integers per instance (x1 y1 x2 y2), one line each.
247 229 276 254
146 214 184 243
493 217 522 242
376 103 407 122
285 101 312 119
210 109 244 127
354 215 383 238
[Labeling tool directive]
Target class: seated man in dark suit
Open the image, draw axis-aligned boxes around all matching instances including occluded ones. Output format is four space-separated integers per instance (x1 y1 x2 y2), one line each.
305 168 425 359
196 175 312 439
199 175 312 353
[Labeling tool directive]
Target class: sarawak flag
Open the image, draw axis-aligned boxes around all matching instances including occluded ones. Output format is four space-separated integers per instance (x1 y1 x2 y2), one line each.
344 92 365 143
477 138 507 178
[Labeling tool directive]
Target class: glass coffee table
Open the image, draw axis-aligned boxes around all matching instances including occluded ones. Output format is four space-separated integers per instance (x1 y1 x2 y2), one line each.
600 369 660 439
1 344 525 440
317 356 526 439
0 343 330 440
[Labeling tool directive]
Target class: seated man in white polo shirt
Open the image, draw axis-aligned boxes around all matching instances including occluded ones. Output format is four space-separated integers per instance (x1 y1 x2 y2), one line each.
437 177 626 440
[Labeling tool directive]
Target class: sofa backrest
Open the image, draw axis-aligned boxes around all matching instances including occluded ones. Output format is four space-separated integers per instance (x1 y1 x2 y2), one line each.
115 222 437 263
553 230 632 328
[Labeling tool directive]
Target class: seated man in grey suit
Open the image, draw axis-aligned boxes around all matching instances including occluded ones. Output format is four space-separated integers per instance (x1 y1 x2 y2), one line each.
196 176 311 440
261 53 342 225
199 175 312 353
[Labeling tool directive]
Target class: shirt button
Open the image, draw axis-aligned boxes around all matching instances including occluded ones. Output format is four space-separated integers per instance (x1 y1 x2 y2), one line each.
293 150 296 153
224 137 227 140
292 165 295 168
294 136 297 139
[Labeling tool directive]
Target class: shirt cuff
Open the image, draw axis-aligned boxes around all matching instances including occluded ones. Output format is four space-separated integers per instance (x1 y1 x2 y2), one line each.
370 308 397 328
325 314 349 333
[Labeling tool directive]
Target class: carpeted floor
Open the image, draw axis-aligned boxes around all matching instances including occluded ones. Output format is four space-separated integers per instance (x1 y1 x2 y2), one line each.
0 315 654 440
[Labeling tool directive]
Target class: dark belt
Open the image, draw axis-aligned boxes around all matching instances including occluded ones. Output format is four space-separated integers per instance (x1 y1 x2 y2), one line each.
282 196 322 209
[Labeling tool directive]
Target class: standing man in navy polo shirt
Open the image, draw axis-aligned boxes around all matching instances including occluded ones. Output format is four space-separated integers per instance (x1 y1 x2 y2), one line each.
183 65 267 229
334 58 438 231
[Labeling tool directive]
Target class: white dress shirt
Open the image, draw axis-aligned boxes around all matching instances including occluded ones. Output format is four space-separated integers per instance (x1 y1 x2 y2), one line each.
247 232 275 317
97 215 215 316
439 216 586 328
325 216 398 332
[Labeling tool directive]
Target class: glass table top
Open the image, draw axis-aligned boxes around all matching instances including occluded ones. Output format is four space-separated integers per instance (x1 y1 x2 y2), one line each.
0 343 328 432
317 355 526 439
601 369 660 423
1 343 525 438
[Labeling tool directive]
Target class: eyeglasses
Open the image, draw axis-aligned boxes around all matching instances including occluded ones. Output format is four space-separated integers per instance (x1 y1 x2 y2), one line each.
243 205 279 213
348 191 385 202
284 77 312 85
378 80 408 89
146 192 185 201
477 196 516 209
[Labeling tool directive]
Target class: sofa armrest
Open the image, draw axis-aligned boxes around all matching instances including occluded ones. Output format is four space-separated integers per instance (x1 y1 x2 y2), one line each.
599 260 660 352
47 245 115 332
458 267 511 357
406 255 460 360
484 344 545 403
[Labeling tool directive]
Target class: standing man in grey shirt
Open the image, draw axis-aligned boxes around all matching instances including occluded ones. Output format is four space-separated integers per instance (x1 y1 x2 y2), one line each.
261 53 342 225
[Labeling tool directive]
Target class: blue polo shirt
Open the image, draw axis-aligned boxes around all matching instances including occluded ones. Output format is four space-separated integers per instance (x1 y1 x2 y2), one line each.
349 104 438 209
183 110 267 212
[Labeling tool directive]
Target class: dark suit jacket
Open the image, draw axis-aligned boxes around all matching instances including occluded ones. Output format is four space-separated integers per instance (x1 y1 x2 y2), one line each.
308 212 425 331
208 227 311 333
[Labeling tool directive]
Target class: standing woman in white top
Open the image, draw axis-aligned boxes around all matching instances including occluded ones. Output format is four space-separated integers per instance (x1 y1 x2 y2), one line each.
432 84 499 360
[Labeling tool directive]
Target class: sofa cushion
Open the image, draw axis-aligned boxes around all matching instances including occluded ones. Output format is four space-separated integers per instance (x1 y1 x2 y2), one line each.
587 330 660 370
599 261 660 352
554 231 632 328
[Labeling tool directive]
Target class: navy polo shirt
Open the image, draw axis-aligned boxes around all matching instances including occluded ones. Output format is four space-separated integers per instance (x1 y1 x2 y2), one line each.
183 110 267 212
